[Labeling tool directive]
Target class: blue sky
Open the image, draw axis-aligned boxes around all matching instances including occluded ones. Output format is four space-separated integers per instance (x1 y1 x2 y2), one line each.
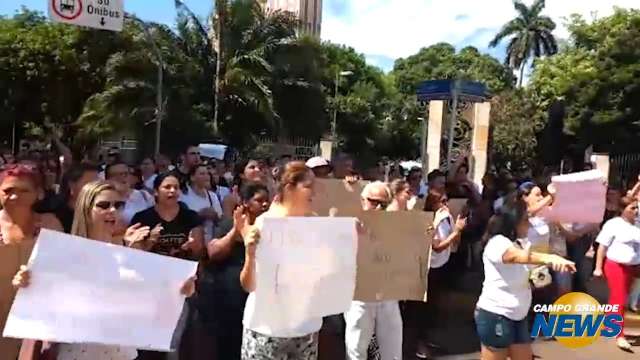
2 0 638 72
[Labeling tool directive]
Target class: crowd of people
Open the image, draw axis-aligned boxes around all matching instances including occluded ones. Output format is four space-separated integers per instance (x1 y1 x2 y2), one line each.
0 142 639 360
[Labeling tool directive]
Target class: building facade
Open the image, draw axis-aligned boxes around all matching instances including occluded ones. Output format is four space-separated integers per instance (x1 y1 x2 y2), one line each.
266 0 322 37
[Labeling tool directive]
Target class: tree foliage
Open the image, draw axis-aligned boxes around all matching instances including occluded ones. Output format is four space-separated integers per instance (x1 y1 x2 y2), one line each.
489 0 558 86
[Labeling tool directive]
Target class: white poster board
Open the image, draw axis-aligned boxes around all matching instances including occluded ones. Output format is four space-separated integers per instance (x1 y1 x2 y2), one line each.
252 217 357 332
2 229 197 351
543 170 607 223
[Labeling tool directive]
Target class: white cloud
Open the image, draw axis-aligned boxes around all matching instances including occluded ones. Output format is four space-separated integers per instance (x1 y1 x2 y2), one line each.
322 0 639 67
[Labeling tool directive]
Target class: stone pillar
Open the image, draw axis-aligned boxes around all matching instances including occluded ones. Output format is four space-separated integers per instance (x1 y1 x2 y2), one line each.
470 102 491 186
426 100 445 173
319 139 333 161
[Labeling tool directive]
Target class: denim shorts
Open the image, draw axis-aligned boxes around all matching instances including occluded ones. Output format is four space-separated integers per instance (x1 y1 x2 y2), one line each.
474 308 531 349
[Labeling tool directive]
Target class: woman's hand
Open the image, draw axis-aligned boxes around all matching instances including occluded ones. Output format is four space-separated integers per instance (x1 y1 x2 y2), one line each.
12 265 31 289
149 223 163 244
123 223 151 247
548 255 576 273
454 215 467 232
233 205 246 234
593 268 603 278
240 215 260 256
180 275 197 297
547 183 557 196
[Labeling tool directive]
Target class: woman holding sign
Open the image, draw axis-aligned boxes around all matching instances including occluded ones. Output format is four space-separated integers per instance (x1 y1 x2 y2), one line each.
12 180 197 360
0 164 63 359
238 161 320 360
475 199 575 360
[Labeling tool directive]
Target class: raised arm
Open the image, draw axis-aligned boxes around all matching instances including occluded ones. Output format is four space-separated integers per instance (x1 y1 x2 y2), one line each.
502 246 576 272
432 215 466 252
239 216 259 293
208 207 243 262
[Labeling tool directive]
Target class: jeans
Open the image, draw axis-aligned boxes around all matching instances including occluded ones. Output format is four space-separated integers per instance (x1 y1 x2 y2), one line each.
474 308 531 349
344 301 402 360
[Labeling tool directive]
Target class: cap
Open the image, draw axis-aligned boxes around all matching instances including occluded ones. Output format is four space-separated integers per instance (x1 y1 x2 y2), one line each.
305 156 330 169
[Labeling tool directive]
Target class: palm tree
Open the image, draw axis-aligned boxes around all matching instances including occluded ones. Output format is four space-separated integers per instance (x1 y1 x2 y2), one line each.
489 0 558 87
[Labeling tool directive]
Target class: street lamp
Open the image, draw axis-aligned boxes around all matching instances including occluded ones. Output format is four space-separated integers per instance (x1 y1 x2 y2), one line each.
332 70 354 140
125 13 164 156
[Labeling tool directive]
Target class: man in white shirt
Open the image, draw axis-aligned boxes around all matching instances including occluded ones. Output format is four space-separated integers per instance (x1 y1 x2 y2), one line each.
344 182 402 360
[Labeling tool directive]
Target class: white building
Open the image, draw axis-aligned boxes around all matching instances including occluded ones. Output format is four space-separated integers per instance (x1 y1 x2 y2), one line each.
266 0 322 37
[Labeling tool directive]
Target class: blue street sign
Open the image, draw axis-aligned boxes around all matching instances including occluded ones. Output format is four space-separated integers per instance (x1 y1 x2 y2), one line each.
416 80 489 102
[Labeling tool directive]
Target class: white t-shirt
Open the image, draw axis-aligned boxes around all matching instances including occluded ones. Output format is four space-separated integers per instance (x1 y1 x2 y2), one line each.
123 189 155 225
526 216 550 253
242 210 323 338
476 235 532 321
143 174 157 192
431 212 453 269
180 185 223 242
596 217 640 265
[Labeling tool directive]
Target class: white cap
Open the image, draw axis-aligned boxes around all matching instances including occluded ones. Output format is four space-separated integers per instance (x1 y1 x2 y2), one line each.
305 156 330 169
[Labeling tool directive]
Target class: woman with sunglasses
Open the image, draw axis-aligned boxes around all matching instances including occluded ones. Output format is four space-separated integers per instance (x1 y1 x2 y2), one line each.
238 161 319 360
14 181 196 359
0 164 63 359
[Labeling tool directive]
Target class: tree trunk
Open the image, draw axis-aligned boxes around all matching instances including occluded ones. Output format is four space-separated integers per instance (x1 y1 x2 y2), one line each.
212 0 224 136
518 61 526 87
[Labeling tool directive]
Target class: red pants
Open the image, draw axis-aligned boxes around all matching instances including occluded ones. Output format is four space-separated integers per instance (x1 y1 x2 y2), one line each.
604 259 635 338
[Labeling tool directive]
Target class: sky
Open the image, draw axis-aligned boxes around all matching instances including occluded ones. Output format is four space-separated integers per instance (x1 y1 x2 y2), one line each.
2 0 639 72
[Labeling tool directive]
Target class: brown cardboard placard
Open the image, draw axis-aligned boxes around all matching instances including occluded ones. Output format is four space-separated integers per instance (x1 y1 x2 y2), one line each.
312 179 368 217
354 210 434 302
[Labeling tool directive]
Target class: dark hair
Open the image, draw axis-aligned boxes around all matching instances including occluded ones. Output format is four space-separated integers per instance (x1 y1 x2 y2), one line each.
483 198 528 244
517 181 537 199
154 172 180 190
184 144 199 155
104 161 128 179
277 161 311 199
406 167 422 179
60 163 100 202
140 156 155 164
240 183 269 203
427 169 445 183
615 195 637 217
423 191 445 212
232 158 260 188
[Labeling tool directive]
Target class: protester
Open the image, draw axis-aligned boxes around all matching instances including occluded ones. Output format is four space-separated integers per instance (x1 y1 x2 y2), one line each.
223 158 264 218
129 172 205 360
15 180 196 360
0 164 63 358
105 161 155 225
593 195 640 351
239 161 320 360
140 156 158 193
475 200 575 360
333 154 355 180
406 168 426 199
206 163 231 204
176 145 203 190
306 156 332 179
414 191 466 358
155 153 173 174
199 183 270 360
180 164 223 242
343 181 403 360
36 163 100 233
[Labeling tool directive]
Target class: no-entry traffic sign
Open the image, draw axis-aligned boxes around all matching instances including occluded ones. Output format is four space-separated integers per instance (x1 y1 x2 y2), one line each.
48 0 124 32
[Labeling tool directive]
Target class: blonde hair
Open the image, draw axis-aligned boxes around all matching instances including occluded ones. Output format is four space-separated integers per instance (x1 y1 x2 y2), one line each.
71 181 117 238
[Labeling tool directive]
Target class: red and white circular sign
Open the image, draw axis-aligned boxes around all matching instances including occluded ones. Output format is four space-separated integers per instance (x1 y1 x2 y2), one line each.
51 0 83 20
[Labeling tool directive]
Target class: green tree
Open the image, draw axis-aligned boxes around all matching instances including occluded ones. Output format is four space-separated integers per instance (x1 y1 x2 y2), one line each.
529 8 640 154
489 0 558 87
392 43 515 95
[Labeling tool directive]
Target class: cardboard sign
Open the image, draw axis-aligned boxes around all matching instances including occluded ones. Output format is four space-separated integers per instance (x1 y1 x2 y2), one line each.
354 211 433 302
312 179 368 217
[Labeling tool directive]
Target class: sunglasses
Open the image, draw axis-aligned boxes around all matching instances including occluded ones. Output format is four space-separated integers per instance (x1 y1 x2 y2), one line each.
366 197 388 208
94 201 126 211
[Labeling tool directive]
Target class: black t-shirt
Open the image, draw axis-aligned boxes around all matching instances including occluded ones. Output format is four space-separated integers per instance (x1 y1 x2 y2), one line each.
197 218 247 330
130 205 203 259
